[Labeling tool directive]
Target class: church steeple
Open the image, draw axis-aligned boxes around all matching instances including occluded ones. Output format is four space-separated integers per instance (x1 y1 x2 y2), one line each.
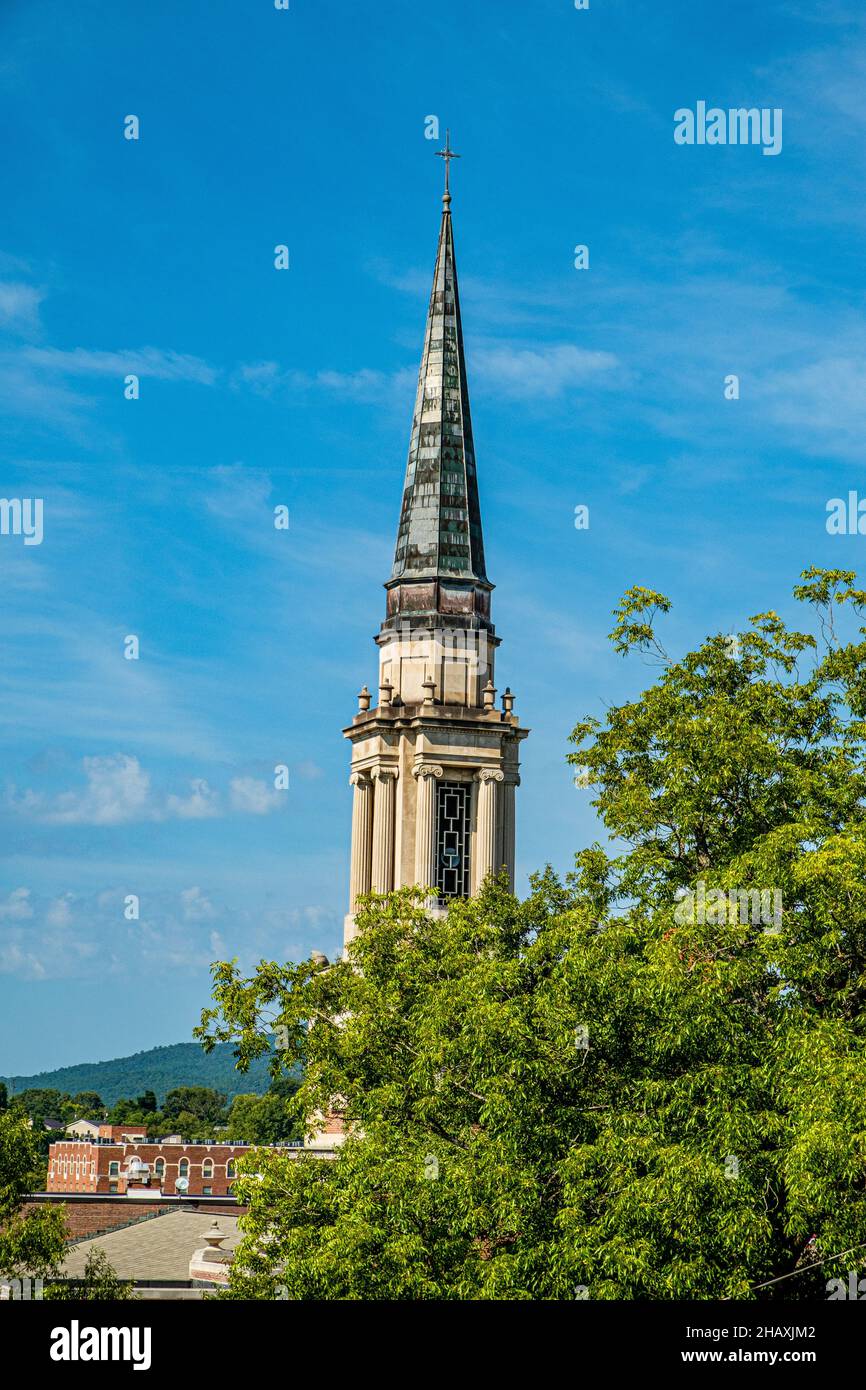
343 140 529 947
386 133 490 631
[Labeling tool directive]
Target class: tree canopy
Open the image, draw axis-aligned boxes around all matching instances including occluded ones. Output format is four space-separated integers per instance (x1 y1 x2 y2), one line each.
0 1110 66 1282
198 569 866 1300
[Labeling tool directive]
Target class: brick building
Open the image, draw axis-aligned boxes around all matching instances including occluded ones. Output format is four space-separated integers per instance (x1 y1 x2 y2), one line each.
46 1132 295 1197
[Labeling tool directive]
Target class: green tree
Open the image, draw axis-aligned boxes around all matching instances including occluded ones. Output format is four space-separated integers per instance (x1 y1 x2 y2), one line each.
268 1074 301 1103
0 1111 66 1282
45 1247 136 1301
162 1087 227 1130
70 1091 104 1118
197 570 866 1300
11 1089 65 1129
104 1098 153 1127
227 1092 301 1145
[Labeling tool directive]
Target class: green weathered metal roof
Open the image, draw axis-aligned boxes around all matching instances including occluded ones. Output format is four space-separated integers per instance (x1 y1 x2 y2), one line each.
390 186 487 585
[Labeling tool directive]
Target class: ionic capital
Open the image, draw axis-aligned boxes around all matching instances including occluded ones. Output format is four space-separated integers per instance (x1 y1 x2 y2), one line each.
372 766 399 782
475 768 505 784
412 763 444 780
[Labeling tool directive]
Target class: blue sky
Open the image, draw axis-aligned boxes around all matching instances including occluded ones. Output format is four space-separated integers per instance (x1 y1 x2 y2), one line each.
2 0 864 1074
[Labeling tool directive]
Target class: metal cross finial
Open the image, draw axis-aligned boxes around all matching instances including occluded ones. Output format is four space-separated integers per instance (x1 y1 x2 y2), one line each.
435 128 460 200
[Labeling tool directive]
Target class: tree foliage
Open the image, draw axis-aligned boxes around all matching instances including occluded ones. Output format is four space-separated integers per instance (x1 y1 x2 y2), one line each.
44 1247 137 1301
198 569 866 1299
0 1111 66 1281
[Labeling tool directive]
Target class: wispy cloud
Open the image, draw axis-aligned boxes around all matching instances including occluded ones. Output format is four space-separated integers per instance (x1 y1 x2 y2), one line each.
229 775 285 815
0 281 44 335
756 355 866 459
204 462 273 522
7 755 286 826
471 342 620 400
21 345 218 385
0 884 339 981
233 359 416 406
0 887 34 921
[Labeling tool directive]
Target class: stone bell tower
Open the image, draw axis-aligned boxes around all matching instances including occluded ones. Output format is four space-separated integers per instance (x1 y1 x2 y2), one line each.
343 136 529 946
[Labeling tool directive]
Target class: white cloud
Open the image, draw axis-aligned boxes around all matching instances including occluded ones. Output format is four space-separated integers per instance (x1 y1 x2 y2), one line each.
45 895 74 928
0 887 34 921
0 942 46 979
165 778 220 820
471 342 619 400
0 356 93 431
229 775 284 815
296 760 324 781
33 753 153 826
313 366 416 403
233 360 415 406
8 757 292 826
180 886 216 922
205 463 273 522
21 345 218 385
756 356 866 458
0 281 43 334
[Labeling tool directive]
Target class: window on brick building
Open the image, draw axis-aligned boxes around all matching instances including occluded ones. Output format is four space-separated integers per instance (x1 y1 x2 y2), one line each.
179 1158 189 1178
202 1186 212 1196
202 1159 214 1178
226 1160 236 1178
154 1158 165 1178
109 1161 120 1176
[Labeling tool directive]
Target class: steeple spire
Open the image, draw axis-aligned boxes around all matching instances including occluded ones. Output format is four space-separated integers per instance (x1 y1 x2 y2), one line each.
387 136 489 613
343 149 530 947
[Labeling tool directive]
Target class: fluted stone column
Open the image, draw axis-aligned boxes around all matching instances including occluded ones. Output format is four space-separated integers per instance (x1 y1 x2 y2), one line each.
371 767 398 893
413 763 443 901
348 772 373 913
475 768 504 887
502 777 518 891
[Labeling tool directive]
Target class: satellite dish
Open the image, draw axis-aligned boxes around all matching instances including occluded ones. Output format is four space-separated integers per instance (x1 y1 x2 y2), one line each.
175 1177 189 1193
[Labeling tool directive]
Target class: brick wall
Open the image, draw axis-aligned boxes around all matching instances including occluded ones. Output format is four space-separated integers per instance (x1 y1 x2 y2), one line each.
21 1199 173 1241
21 1198 245 1242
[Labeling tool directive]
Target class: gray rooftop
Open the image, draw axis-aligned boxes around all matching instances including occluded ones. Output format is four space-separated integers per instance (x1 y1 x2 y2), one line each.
61 1210 242 1282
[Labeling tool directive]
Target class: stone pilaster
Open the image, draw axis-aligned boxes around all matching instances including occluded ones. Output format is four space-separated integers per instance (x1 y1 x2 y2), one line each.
348 772 373 913
412 763 443 901
371 767 398 893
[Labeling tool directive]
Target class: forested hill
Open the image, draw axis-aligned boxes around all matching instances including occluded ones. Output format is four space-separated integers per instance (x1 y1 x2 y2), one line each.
2 1041 275 1105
